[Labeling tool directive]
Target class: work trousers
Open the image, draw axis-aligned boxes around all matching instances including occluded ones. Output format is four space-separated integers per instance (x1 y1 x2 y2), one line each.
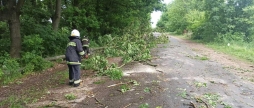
83 47 90 54
68 65 81 81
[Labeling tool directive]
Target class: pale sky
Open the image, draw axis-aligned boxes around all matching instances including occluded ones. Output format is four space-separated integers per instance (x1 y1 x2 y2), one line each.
151 0 173 28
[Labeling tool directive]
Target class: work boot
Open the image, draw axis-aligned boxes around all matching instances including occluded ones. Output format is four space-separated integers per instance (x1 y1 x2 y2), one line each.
73 83 80 87
69 79 74 85
73 79 82 87
69 82 74 85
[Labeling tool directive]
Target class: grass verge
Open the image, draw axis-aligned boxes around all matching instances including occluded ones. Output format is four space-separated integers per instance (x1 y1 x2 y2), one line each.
206 43 254 63
177 35 254 64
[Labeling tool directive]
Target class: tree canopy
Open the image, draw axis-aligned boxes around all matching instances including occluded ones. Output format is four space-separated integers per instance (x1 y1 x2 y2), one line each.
157 0 254 42
0 0 166 85
0 0 164 58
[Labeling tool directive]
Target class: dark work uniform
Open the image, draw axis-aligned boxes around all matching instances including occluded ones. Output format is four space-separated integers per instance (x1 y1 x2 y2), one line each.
81 37 90 55
65 36 85 86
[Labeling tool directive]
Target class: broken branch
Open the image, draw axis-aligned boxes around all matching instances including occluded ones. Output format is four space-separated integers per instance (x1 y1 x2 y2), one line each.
123 103 132 108
107 82 126 87
190 101 196 108
95 97 106 107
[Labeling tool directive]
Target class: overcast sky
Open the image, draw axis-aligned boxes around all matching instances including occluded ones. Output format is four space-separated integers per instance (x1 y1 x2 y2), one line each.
151 0 173 28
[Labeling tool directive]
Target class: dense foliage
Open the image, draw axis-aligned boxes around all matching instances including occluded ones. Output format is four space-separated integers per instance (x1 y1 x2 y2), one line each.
81 33 168 80
157 0 254 43
0 0 165 84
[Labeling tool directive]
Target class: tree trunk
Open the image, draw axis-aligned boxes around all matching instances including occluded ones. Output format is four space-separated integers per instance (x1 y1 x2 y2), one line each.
0 0 24 58
9 14 21 58
71 0 79 29
52 0 62 31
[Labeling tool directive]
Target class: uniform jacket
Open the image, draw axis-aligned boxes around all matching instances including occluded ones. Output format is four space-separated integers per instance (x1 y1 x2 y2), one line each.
82 37 90 54
65 36 85 65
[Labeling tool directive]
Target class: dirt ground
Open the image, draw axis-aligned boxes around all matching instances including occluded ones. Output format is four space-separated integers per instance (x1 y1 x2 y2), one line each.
1 35 254 108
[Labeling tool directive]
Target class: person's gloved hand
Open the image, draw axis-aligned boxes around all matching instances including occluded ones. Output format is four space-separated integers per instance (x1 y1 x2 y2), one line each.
84 54 89 59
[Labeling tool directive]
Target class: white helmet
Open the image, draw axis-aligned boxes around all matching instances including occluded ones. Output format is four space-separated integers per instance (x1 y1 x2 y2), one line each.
71 29 80 37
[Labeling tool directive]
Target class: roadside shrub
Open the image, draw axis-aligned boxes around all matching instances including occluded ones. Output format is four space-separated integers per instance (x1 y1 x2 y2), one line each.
2 59 20 75
23 63 35 74
1 58 21 84
0 22 10 55
0 52 10 65
89 40 100 48
22 34 44 55
97 34 114 46
216 32 245 44
0 69 3 80
39 27 68 57
20 52 53 72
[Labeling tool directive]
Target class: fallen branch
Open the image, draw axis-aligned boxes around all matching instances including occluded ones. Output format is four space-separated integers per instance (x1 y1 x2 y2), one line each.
200 99 209 108
107 82 126 87
142 61 158 67
123 103 132 108
44 47 105 61
45 55 65 61
156 70 163 73
190 101 196 108
195 98 209 108
95 97 106 107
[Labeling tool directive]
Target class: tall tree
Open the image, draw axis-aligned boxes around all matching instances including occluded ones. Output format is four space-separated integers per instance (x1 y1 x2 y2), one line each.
157 0 189 34
0 0 25 58
52 0 62 31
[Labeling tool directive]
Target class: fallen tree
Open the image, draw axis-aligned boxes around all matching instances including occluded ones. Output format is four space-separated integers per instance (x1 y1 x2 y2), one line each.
45 47 105 61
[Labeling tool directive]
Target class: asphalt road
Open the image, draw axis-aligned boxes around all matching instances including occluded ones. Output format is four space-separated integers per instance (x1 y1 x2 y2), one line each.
147 35 254 108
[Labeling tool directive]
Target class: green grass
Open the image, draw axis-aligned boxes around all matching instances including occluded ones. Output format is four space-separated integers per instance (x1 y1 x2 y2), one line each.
93 80 105 84
53 71 69 84
120 84 130 93
194 81 207 88
139 103 149 108
144 87 151 93
206 43 254 63
64 93 76 100
177 88 187 98
194 55 209 60
0 95 25 108
179 35 254 64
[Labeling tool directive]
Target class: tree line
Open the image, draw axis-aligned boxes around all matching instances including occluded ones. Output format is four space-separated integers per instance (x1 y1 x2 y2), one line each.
0 0 165 84
0 0 164 58
157 0 254 43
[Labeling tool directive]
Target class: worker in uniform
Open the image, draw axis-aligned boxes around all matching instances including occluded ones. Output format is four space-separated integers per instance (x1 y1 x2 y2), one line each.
65 29 85 87
81 36 90 58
